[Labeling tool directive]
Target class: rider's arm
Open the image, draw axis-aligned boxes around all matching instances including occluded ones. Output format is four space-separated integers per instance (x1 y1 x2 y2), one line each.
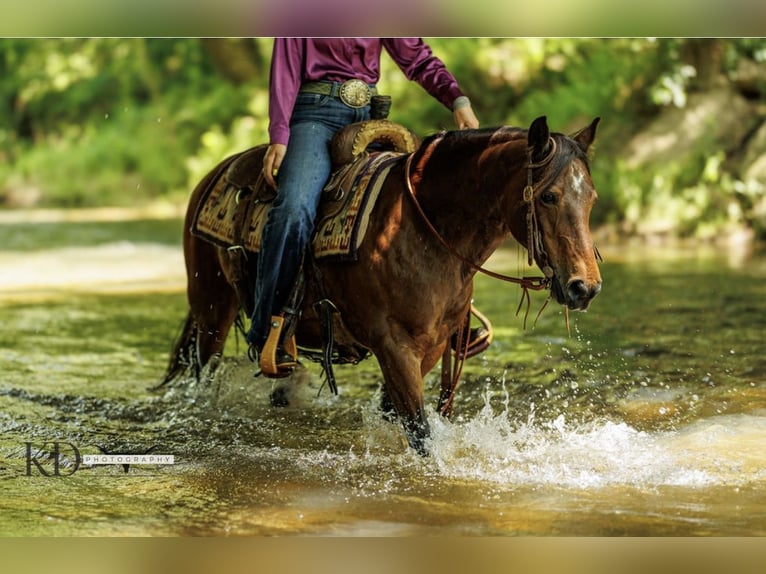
268 38 304 147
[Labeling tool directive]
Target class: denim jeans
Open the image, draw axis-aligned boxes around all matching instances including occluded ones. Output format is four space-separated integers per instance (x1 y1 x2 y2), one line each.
247 92 371 348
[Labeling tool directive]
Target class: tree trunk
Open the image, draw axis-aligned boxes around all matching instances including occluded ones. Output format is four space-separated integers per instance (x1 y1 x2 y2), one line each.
681 39 725 91
201 39 265 85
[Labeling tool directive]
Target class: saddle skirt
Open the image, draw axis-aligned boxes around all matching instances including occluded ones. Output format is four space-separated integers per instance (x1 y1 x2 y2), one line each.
192 149 404 261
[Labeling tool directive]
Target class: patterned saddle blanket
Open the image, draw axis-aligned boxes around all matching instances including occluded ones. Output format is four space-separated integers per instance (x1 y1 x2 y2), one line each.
192 149 404 261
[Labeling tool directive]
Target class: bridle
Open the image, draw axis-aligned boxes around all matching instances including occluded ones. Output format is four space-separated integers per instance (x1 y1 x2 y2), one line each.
403 134 561 295
404 132 563 417
523 138 557 275
404 132 569 416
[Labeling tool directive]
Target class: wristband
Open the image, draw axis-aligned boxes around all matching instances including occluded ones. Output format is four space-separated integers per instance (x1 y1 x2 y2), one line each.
452 96 471 111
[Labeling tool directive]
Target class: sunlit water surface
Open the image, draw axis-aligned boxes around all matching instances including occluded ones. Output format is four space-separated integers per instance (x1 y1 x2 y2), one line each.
1 216 765 536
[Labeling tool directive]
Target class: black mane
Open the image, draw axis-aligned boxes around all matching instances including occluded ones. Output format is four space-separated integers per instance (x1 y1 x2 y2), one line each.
413 125 591 178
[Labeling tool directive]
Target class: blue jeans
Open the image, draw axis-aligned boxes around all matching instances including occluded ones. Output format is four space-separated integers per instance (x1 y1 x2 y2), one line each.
247 92 371 348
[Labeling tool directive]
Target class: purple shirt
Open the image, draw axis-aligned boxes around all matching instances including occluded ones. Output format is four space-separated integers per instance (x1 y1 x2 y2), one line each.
268 38 465 145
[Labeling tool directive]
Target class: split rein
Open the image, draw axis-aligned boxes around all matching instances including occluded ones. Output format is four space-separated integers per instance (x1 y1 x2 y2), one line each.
403 134 559 328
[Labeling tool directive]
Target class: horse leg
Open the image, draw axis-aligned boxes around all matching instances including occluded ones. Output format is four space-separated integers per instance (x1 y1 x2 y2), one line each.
186 244 241 379
379 387 397 422
156 311 197 388
375 343 431 455
157 280 237 387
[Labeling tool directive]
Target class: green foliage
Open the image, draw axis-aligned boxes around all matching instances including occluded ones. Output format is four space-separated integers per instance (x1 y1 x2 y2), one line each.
1 38 765 240
185 90 270 191
0 38 257 206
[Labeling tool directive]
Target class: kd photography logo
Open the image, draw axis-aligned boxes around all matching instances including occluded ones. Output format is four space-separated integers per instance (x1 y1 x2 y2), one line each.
24 442 174 476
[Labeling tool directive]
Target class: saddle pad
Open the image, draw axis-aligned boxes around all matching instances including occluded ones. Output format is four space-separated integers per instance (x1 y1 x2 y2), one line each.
192 176 250 249
312 151 401 260
192 151 403 261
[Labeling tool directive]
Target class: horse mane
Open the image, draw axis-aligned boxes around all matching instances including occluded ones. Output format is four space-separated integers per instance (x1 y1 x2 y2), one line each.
411 125 592 181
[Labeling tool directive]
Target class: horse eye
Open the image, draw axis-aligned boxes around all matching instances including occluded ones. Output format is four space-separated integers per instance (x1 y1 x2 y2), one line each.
540 191 557 204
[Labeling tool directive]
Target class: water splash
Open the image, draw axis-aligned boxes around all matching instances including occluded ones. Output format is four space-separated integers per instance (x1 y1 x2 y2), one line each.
424 389 766 489
186 359 766 492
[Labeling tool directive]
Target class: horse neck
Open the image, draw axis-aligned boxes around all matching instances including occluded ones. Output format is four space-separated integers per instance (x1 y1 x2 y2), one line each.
478 137 532 246
412 130 529 264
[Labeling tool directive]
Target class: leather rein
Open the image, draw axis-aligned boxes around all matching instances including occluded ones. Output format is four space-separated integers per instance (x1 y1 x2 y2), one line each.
403 134 559 294
403 133 562 418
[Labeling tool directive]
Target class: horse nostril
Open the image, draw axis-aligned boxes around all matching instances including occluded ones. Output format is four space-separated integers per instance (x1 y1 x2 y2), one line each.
567 279 589 301
566 279 601 309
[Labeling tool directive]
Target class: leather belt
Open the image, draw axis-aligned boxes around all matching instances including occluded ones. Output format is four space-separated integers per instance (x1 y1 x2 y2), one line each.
300 79 378 108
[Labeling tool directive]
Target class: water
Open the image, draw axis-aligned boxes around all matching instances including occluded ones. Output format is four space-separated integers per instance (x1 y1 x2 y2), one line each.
1 213 765 536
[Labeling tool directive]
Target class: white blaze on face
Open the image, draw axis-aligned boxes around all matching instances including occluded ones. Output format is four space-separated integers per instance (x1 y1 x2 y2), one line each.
568 162 589 197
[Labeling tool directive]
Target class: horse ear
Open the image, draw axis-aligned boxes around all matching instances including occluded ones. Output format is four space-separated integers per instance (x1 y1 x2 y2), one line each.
527 116 551 162
571 117 600 153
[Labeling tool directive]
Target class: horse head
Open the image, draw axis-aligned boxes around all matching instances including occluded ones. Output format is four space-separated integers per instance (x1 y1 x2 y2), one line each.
523 116 602 311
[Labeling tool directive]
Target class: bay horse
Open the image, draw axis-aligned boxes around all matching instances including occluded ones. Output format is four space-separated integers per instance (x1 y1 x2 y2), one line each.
163 116 603 455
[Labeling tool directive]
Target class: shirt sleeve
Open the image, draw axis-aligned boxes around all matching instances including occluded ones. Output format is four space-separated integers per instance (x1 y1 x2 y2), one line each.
382 38 465 110
268 38 304 146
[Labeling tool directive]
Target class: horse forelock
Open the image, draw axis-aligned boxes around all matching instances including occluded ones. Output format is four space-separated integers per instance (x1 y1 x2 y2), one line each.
553 132 592 172
536 133 592 189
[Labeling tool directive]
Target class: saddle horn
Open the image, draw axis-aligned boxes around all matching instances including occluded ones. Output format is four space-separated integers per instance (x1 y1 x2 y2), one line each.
330 120 421 168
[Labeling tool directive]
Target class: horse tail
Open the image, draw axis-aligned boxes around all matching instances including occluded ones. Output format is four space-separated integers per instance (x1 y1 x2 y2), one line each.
153 311 199 389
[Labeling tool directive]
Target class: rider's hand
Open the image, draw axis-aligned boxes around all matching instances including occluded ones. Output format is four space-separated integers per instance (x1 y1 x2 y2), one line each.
454 106 479 130
263 143 287 188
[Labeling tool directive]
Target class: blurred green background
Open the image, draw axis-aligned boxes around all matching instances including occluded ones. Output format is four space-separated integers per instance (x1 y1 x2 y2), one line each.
1 38 765 240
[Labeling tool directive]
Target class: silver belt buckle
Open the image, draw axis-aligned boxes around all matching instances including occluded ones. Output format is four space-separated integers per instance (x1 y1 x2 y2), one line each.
338 79 371 108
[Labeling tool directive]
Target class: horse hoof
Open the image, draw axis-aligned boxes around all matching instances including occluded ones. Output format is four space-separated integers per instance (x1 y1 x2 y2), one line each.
269 386 290 408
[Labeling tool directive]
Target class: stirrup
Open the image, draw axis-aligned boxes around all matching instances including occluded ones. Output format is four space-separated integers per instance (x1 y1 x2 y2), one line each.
260 315 298 378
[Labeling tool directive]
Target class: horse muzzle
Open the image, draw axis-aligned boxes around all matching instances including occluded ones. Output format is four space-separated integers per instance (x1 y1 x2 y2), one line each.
551 276 601 310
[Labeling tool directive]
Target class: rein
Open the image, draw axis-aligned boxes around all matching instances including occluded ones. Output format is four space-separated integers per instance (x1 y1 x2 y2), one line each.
403 135 558 293
524 138 557 272
404 133 562 417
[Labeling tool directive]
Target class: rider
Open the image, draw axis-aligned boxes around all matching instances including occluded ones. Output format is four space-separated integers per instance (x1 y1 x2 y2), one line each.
248 38 480 374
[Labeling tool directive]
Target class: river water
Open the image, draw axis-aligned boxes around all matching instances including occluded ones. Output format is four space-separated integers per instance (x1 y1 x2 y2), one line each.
1 213 765 536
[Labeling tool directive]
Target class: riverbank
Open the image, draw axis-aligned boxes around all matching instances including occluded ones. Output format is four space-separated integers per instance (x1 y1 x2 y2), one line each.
1 205 764 301
0 203 186 224
0 205 187 301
